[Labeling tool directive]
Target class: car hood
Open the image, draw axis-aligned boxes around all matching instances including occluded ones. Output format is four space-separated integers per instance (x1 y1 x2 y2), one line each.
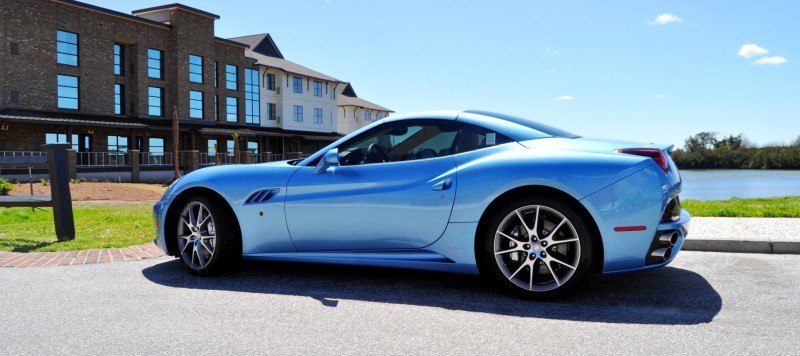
518 137 674 155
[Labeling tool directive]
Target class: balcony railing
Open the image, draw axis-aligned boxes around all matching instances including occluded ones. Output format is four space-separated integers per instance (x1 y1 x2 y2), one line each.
76 152 128 167
140 152 173 166
0 151 46 157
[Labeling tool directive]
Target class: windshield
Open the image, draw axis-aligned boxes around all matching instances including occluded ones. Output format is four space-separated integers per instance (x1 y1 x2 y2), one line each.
465 110 581 139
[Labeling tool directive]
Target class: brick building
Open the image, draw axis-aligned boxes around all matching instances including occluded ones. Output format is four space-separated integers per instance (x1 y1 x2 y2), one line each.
0 0 385 174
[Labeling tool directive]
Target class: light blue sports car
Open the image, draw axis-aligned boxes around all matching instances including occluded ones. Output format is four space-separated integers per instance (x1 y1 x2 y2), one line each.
153 110 690 299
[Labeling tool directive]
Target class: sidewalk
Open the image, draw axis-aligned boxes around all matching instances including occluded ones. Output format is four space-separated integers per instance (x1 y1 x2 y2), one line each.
684 217 800 254
0 243 165 268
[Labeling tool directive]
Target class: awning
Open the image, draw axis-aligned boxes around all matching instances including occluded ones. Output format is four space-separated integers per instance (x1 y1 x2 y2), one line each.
0 111 148 128
303 135 341 141
197 127 258 137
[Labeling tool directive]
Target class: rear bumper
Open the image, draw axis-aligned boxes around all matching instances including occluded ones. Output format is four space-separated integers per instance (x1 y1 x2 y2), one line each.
603 209 690 276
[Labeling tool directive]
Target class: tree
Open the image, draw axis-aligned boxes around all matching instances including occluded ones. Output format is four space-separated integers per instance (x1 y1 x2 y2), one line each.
231 132 240 164
715 134 751 150
172 106 180 181
684 132 718 152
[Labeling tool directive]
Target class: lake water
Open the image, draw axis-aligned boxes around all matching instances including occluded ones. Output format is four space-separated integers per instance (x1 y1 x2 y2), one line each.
679 170 800 201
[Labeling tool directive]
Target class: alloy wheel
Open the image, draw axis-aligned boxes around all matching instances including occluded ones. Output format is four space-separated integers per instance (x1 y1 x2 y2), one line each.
493 205 581 292
177 201 217 270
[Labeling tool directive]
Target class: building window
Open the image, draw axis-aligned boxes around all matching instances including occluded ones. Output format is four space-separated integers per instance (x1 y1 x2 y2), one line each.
313 81 322 97
314 108 323 124
113 44 123 75
45 133 68 144
57 75 79 109
247 142 258 161
147 49 163 79
56 30 78 66
214 61 218 87
226 97 238 122
266 73 276 90
244 68 260 124
107 135 129 154
114 84 124 115
226 140 235 156
293 105 303 122
148 87 163 116
292 77 302 94
214 95 219 121
207 139 218 155
149 138 164 156
189 90 203 119
363 109 370 121
268 103 277 121
226 64 237 90
189 54 203 83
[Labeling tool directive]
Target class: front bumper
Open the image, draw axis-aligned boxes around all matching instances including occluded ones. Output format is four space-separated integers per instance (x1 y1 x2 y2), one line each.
152 198 171 255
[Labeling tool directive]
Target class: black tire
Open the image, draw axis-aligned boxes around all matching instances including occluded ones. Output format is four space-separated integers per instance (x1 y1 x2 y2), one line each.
481 197 594 300
175 195 241 276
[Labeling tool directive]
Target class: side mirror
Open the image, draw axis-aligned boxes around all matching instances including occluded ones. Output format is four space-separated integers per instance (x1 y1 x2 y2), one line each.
314 148 340 174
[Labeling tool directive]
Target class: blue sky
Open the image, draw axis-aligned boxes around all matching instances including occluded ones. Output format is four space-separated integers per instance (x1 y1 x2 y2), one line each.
90 1 799 147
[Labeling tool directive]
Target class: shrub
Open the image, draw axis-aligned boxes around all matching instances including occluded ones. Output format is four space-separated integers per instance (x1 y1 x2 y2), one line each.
0 178 14 196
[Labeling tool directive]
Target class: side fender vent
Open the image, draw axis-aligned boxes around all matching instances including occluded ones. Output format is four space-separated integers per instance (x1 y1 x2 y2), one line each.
245 188 279 205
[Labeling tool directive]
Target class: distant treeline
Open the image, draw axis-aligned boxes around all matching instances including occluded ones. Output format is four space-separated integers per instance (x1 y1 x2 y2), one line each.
671 132 800 169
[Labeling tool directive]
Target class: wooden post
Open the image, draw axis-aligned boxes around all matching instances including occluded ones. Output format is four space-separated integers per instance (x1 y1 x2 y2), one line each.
43 143 75 242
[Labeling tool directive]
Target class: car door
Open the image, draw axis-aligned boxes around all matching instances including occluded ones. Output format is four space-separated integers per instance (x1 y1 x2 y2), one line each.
285 119 459 251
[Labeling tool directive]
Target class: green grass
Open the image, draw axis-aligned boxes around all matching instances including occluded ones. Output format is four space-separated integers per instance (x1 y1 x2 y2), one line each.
683 196 800 218
0 205 154 252
1 196 796 252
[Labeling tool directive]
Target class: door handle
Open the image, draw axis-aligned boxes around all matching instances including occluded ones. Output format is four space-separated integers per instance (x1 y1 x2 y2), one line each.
431 178 452 191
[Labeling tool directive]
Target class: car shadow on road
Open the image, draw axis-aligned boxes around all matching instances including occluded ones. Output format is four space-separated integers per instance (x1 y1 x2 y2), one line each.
142 259 721 325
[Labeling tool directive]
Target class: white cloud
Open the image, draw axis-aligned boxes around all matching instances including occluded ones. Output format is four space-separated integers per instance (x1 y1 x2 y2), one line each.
555 96 574 101
650 13 682 25
545 48 559 55
653 94 666 99
753 56 787 65
545 68 557 73
737 44 769 59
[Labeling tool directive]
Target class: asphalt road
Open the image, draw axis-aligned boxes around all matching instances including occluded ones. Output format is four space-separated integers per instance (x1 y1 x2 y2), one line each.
1 251 799 355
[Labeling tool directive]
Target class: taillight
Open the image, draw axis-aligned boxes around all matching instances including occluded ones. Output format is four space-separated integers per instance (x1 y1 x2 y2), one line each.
616 148 669 173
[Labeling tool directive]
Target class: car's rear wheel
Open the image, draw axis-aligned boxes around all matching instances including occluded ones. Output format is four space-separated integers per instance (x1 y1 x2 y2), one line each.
176 196 239 275
482 197 594 300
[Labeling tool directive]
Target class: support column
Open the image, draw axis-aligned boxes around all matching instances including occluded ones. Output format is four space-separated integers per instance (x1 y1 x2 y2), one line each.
185 150 199 172
67 149 77 179
128 149 140 183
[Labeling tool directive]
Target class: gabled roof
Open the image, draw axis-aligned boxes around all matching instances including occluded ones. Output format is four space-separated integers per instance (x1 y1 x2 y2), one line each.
340 83 357 97
230 33 284 59
335 83 392 112
229 34 340 83
338 95 393 112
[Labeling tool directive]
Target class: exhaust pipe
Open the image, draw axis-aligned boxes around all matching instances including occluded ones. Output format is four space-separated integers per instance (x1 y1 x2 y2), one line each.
650 247 672 262
658 232 679 246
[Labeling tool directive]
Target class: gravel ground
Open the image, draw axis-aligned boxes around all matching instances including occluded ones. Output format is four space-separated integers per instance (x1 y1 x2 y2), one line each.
1 251 799 355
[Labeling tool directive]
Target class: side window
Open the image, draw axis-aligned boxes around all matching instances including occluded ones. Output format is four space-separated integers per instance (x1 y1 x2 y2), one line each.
452 123 513 154
337 120 459 166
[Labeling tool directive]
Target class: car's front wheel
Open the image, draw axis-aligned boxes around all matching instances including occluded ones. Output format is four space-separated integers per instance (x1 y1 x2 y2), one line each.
482 197 594 300
175 196 239 275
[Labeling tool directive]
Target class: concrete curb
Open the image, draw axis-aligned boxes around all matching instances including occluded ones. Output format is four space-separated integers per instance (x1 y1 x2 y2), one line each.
683 239 800 254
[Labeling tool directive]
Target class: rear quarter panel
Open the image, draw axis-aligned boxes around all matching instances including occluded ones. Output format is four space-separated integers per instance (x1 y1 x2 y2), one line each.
449 143 652 223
